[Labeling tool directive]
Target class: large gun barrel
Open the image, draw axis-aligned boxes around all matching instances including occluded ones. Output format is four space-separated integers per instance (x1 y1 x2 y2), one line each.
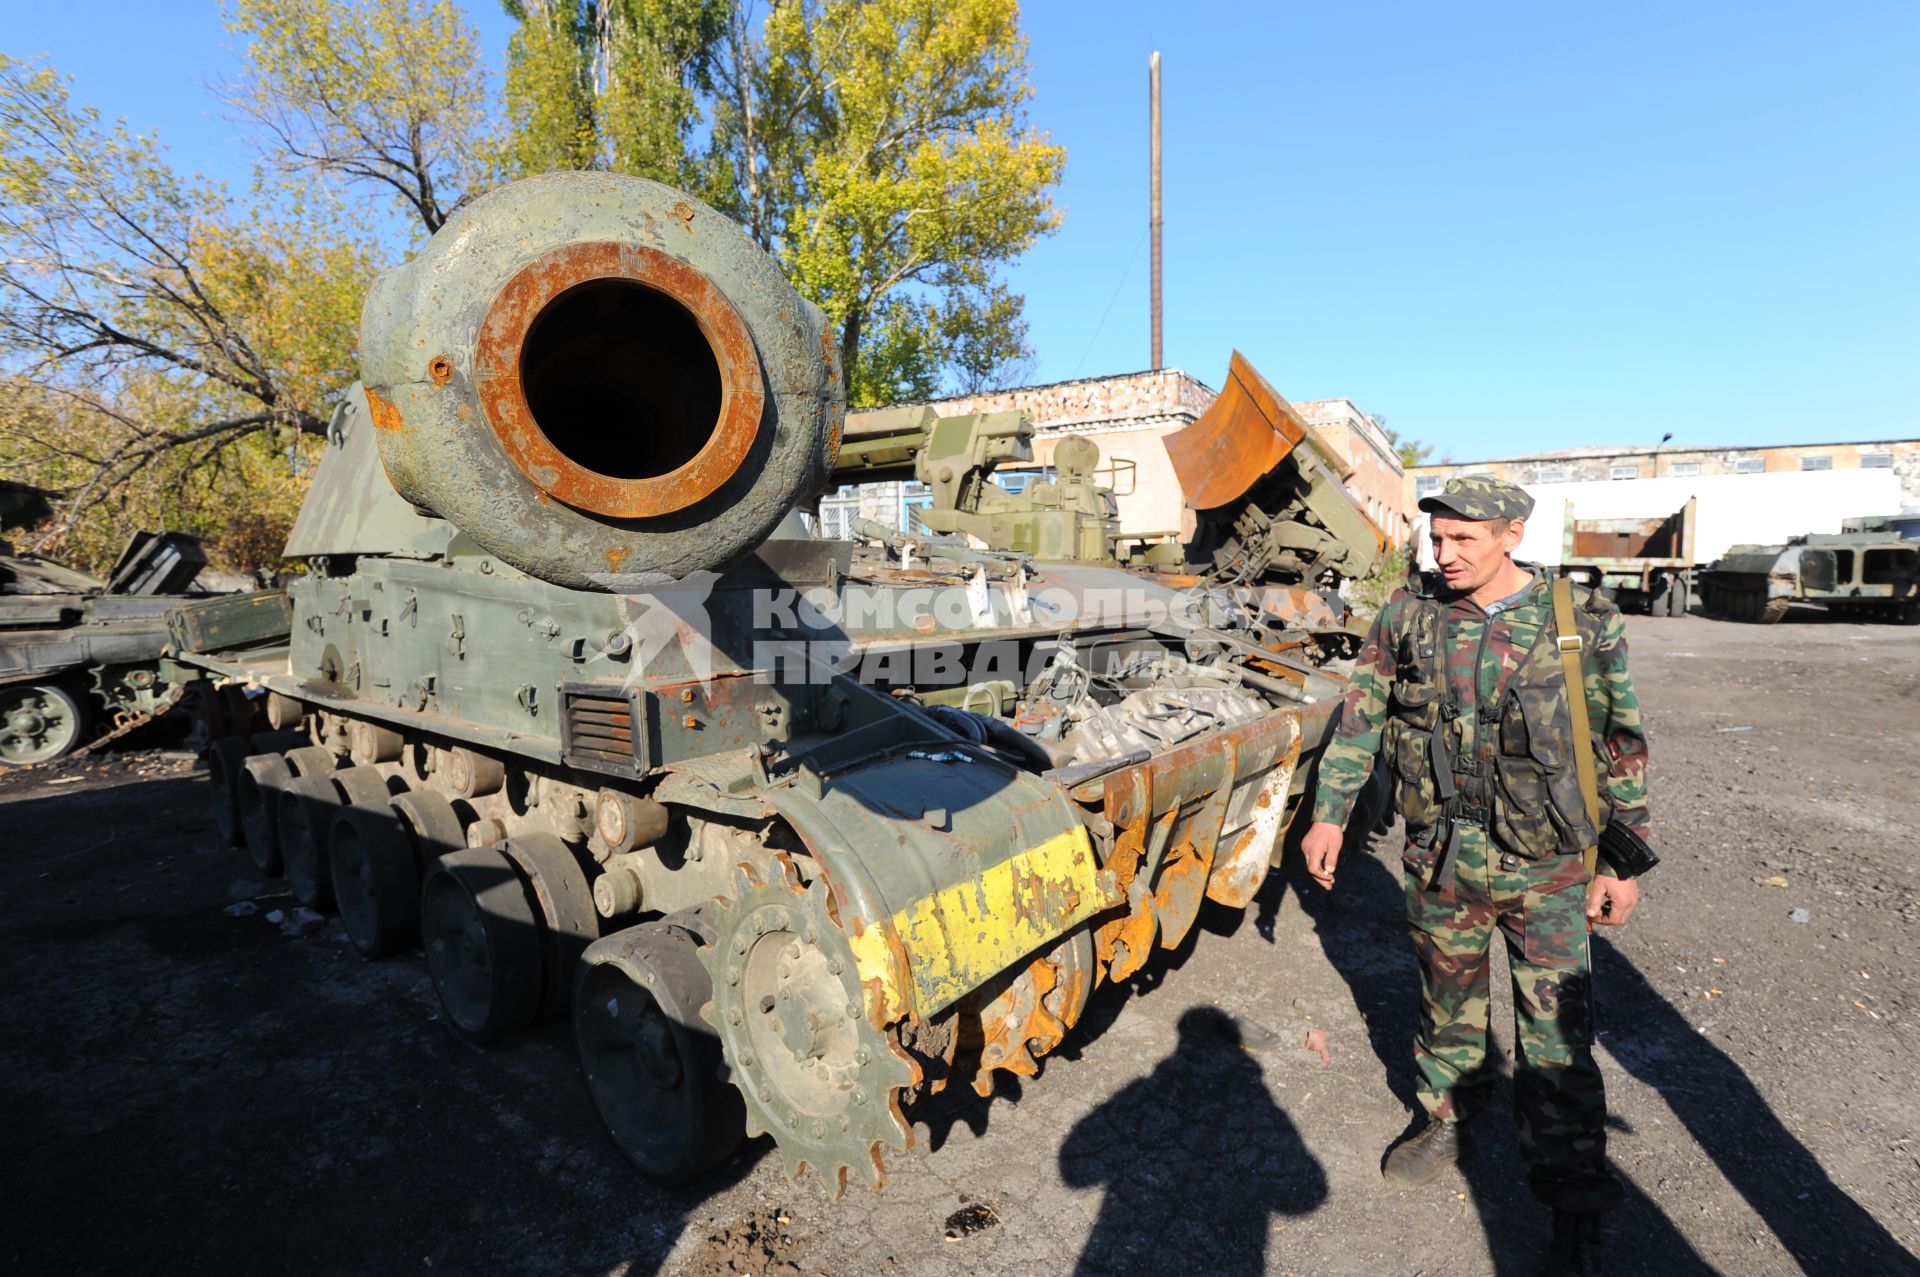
359 172 842 588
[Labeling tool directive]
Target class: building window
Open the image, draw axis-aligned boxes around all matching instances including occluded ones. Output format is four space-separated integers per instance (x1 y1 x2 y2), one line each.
1734 457 1764 473
1801 455 1832 472
1669 462 1700 478
1535 469 1569 484
1610 465 1639 480
1415 477 1443 497
1861 452 1893 469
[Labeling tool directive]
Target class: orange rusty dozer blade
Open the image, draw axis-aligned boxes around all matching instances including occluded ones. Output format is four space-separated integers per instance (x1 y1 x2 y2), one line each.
1165 351 1340 511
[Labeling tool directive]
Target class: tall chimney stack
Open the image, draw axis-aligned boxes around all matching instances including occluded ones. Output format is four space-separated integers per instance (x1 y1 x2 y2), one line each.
1149 50 1163 371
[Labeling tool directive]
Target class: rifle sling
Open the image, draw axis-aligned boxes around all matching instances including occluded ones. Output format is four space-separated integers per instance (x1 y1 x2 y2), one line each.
1552 577 1604 882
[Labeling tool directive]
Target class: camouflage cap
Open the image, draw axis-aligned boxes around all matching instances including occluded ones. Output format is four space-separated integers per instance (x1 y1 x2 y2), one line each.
1417 475 1534 522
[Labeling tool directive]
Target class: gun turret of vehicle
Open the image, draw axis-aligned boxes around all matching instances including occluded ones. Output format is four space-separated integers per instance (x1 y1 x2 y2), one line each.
356 171 842 589
835 406 1119 562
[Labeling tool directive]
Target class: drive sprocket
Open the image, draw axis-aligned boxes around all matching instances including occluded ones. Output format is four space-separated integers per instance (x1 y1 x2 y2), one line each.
698 856 918 1197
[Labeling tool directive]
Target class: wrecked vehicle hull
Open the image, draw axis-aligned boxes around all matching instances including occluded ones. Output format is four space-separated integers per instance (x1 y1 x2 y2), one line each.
1699 534 1920 624
171 172 1378 1197
1 533 214 765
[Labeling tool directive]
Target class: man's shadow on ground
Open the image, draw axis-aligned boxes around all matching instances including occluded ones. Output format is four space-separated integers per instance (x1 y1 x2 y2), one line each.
1058 1005 1328 1277
1263 825 1913 1273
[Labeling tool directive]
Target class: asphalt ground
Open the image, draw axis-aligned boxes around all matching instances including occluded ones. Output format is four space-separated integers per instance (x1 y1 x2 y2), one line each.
1 609 1915 1276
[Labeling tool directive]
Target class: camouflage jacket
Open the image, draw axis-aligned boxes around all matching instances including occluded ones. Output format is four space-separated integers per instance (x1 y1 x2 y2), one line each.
1311 565 1650 864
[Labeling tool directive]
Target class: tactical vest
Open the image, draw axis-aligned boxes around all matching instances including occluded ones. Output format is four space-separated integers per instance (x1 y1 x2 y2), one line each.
1379 574 1607 860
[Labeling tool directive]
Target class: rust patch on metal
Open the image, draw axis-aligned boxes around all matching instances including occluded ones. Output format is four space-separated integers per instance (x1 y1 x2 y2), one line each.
605 545 630 573
948 925 1096 1096
672 201 695 225
472 240 765 519
427 355 453 385
1163 349 1346 511
1087 710 1296 981
820 320 841 388
364 386 405 432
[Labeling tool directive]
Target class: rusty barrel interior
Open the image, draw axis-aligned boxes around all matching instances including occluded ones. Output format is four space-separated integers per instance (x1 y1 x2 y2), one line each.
519 278 723 482
474 239 767 522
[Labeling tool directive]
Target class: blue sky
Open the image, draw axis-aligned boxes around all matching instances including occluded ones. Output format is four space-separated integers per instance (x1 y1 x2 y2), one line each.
10 2 1916 460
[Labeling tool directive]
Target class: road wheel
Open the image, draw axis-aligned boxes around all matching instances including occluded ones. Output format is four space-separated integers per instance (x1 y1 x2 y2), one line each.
207 737 253 845
497 834 600 1022
421 846 545 1044
283 745 340 778
238 752 295 874
575 916 745 1183
279 773 346 909
391 789 468 871
0 683 86 767
331 802 423 958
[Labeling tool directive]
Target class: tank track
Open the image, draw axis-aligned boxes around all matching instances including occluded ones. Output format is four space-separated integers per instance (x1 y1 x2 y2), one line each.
79 684 187 756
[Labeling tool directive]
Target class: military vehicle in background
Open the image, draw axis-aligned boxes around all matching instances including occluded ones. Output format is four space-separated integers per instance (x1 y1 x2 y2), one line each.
1842 513 1920 541
169 171 1384 1197
834 406 1127 566
0 525 215 765
1698 530 1919 624
1554 498 1697 616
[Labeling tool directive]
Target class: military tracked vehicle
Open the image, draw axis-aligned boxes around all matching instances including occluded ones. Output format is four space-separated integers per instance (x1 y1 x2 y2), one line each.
0 529 216 764
1698 532 1919 624
173 171 1383 1195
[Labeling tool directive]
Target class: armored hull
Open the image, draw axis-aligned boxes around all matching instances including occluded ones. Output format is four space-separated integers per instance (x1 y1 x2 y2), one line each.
1698 533 1919 624
174 172 1380 1194
0 533 211 764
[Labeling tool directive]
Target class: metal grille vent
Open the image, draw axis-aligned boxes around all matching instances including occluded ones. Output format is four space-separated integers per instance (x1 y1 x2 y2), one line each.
560 685 646 776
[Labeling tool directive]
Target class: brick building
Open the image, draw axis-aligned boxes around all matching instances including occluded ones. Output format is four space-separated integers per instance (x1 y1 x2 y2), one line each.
1408 438 1920 512
1291 398 1412 543
824 368 1408 546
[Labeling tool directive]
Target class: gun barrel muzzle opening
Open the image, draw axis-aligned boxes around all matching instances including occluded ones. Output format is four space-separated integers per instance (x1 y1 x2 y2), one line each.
475 240 766 520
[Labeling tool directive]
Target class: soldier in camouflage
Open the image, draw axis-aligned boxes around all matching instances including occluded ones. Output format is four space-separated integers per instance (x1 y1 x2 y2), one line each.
1301 476 1652 1277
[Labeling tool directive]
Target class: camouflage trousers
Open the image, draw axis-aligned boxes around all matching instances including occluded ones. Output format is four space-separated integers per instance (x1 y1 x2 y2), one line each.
1404 823 1623 1214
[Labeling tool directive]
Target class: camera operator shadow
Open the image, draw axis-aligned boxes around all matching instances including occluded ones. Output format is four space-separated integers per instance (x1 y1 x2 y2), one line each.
1059 1005 1329 1276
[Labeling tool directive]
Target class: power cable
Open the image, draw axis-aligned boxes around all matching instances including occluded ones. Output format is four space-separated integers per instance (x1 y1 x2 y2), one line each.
1070 227 1149 379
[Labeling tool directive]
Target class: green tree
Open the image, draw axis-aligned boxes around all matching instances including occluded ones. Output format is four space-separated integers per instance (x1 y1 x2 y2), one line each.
721 0 1064 407
0 55 380 568
223 0 495 234
1379 423 1434 469
501 1 600 175
502 0 1062 405
501 0 725 185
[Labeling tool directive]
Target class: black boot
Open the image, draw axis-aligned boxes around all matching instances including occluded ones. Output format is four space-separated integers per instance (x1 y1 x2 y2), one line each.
1382 1119 1462 1187
1543 1208 1601 1276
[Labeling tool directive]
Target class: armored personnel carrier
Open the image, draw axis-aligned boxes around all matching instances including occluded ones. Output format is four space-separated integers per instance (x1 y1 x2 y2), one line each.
0 529 213 764
1698 532 1919 624
173 171 1382 1195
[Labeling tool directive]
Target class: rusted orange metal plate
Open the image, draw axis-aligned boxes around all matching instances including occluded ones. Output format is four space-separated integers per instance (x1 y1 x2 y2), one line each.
473 240 765 520
1164 350 1306 511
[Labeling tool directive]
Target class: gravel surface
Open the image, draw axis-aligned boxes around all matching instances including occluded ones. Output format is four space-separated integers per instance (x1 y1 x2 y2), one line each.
2 609 1915 1275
